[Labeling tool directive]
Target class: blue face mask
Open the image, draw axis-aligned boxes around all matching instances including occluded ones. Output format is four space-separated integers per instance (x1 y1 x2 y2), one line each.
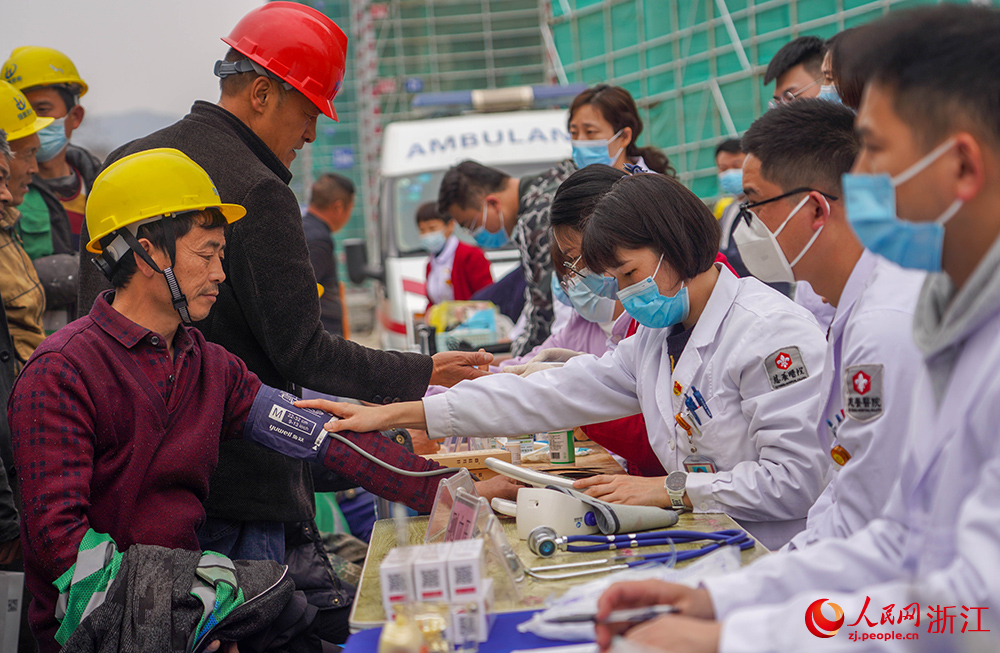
817 84 842 104
471 200 509 249
36 116 68 163
565 275 617 323
579 269 619 299
419 230 448 254
718 168 743 196
551 273 572 306
571 129 625 169
843 138 962 272
616 254 690 329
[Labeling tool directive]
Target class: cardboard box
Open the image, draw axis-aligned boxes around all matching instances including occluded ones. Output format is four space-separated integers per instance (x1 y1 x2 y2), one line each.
0 571 23 653
448 577 495 645
379 546 416 617
412 542 453 602
447 538 485 601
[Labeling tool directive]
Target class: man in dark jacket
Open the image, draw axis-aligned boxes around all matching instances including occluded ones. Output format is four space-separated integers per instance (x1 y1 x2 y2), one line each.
76 2 491 595
303 173 354 337
3 46 102 330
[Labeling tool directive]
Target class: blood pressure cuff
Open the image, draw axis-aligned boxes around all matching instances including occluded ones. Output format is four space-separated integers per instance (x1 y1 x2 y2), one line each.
547 485 679 534
245 385 333 461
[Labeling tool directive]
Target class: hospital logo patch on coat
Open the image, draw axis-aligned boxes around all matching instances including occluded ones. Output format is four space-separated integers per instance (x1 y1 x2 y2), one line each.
763 347 809 390
844 364 884 422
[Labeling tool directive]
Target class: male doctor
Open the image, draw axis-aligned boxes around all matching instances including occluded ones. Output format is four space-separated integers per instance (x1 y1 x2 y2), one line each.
733 98 925 551
594 5 1000 651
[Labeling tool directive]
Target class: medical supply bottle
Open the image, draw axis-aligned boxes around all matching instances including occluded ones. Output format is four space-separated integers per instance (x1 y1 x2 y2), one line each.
548 429 576 464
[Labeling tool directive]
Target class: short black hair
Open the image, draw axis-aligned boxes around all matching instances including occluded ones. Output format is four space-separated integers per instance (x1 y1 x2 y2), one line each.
416 201 450 224
715 138 742 157
841 4 1000 150
582 174 721 280
764 36 824 85
742 99 858 194
309 173 355 209
108 208 228 289
550 164 627 231
437 160 510 214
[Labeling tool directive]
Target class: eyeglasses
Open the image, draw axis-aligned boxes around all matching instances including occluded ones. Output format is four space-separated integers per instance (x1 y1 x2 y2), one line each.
738 187 839 226
562 254 589 278
767 77 823 110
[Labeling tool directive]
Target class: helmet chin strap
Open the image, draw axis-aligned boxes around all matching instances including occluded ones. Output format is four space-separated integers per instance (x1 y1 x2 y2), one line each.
116 217 193 325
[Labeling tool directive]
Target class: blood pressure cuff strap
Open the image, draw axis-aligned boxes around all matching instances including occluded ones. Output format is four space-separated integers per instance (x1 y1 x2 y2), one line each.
245 385 332 461
547 485 679 534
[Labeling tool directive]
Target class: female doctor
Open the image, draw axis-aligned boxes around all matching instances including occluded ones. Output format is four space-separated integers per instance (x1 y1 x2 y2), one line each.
299 174 829 549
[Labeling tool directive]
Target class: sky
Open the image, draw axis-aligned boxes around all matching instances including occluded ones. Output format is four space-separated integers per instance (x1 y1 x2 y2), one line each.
6 0 265 119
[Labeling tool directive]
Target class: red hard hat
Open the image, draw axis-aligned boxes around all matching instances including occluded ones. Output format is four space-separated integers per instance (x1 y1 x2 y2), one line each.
222 2 347 121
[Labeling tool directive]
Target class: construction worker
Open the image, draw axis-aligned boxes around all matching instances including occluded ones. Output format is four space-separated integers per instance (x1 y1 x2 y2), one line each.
0 81 48 366
3 46 100 331
75 2 494 636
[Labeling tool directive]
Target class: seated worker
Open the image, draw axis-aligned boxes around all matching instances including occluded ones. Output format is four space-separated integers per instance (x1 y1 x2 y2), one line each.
9 149 514 652
416 202 492 307
301 172 831 550
592 6 1000 650
733 99 925 550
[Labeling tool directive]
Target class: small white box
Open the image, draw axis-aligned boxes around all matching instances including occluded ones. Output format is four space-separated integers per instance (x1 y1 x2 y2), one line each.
380 546 416 617
412 541 453 602
448 577 495 645
447 538 485 601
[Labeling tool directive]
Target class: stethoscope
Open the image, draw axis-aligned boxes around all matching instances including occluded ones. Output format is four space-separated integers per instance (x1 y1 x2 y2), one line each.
525 526 755 580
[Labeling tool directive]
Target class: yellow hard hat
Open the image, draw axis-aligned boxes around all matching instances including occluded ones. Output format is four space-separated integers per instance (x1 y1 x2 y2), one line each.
0 80 52 141
86 148 246 254
2 46 89 96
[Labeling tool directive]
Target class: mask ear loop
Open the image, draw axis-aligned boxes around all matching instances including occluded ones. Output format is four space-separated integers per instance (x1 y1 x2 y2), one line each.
786 194 829 269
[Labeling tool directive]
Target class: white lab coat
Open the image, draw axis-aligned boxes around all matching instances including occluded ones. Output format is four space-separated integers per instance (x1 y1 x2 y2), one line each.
424 264 830 549
704 276 1000 651
784 251 925 551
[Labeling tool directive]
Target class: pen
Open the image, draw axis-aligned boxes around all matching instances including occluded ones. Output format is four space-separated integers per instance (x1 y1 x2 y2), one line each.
684 396 702 425
692 385 713 419
546 604 680 624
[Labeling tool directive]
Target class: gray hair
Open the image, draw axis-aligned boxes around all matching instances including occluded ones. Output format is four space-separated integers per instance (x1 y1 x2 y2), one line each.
0 130 10 160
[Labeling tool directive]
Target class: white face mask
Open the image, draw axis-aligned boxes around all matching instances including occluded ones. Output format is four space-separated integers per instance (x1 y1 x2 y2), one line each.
733 193 828 283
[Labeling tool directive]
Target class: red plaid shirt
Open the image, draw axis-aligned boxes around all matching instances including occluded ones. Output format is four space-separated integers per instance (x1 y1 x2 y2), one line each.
10 291 444 652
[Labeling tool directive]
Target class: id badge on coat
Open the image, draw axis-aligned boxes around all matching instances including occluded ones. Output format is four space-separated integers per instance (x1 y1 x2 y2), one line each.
684 454 717 473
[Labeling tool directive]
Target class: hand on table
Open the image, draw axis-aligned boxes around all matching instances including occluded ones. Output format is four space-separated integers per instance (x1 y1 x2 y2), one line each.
574 474 687 509
0 536 21 564
596 580 717 650
429 350 494 387
612 614 721 653
295 398 427 434
473 474 522 502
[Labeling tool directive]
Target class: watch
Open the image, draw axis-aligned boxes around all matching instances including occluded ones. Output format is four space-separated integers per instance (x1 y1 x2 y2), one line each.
665 470 688 510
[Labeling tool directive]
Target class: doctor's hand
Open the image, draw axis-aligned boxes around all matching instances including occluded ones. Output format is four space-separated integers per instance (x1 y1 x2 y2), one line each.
596 580 717 650
574 474 692 509
429 350 494 387
502 360 564 377
295 398 428 433
614 614 721 653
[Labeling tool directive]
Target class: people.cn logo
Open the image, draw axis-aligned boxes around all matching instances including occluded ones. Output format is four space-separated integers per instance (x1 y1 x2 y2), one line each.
853 370 871 395
2 64 14 81
806 598 845 638
775 351 792 370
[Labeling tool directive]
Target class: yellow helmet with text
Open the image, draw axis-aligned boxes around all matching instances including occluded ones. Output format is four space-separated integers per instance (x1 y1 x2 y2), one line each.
2 46 89 96
0 80 52 141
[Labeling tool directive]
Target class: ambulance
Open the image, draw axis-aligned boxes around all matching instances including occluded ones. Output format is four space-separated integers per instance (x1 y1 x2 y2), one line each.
346 88 577 352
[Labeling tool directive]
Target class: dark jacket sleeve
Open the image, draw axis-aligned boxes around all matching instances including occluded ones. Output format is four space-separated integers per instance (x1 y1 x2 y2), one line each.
76 208 112 319
222 177 432 402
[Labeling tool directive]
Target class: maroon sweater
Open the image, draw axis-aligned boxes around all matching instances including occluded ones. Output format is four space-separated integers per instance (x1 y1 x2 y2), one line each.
10 292 446 651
